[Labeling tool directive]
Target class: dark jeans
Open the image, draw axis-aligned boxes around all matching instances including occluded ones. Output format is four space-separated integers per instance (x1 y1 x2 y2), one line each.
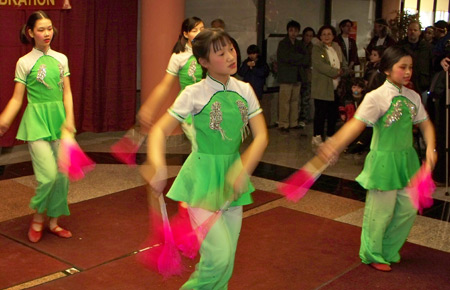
313 93 339 137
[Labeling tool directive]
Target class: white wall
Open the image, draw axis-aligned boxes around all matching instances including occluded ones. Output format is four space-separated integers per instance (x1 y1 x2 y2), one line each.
185 0 258 64
265 0 325 35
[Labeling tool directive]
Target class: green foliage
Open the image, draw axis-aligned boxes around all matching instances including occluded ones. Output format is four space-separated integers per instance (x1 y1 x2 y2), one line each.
389 10 421 41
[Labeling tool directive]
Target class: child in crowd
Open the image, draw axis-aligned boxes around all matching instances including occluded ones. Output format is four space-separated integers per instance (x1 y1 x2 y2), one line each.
364 45 384 82
340 78 366 122
299 27 315 127
238 44 270 100
318 46 436 272
340 78 373 154
145 28 268 288
0 11 75 242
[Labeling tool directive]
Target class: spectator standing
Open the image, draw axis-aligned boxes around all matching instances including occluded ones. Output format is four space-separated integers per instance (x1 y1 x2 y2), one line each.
399 21 432 94
299 27 315 126
276 20 309 132
311 25 348 149
336 19 360 71
366 18 396 59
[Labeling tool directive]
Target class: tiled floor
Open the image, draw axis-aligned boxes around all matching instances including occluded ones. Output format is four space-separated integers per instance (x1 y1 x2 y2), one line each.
0 124 449 289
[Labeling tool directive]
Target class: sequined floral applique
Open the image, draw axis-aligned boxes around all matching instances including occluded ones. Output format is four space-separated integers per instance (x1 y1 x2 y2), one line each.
236 100 250 141
58 63 65 91
37 64 51 89
188 59 198 82
384 98 417 127
210 101 229 140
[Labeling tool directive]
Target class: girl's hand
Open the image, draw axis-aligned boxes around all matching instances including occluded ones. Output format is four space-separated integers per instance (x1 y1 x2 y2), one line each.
317 139 339 165
140 163 167 197
226 162 249 201
425 147 438 171
440 57 450 71
62 121 76 134
0 120 10 136
138 107 155 132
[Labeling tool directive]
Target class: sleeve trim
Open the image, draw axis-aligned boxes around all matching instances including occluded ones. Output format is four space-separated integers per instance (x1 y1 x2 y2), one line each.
354 115 374 126
168 109 185 122
249 108 263 119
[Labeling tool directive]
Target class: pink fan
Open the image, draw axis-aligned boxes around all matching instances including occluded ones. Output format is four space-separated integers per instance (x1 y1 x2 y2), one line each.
278 156 328 202
171 204 200 259
406 164 436 214
58 133 95 181
111 127 146 167
171 200 231 259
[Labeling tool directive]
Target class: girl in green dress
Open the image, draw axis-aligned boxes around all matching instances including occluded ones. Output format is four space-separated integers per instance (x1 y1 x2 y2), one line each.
318 46 437 272
145 28 269 289
0 11 75 243
138 17 204 130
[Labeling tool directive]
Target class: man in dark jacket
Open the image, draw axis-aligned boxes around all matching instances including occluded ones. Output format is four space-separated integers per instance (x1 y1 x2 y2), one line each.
336 19 360 71
276 20 309 132
399 21 432 94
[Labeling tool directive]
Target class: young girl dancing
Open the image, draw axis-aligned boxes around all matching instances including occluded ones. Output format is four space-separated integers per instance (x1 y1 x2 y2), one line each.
0 11 75 242
145 28 268 288
138 17 204 130
318 46 437 272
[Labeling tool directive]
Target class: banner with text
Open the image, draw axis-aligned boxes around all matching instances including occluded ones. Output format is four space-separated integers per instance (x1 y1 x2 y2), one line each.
0 0 71 10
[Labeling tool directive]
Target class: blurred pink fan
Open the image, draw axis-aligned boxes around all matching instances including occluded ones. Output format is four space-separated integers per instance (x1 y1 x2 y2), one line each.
58 135 95 181
171 204 200 259
111 127 146 167
156 195 183 278
171 200 231 259
406 164 436 214
278 156 328 202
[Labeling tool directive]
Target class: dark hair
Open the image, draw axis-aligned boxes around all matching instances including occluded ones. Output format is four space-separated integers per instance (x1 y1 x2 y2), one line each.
247 44 260 55
172 17 203 53
409 20 421 30
375 18 388 26
302 27 315 37
370 45 385 57
286 20 301 32
20 10 57 45
352 77 366 89
193 28 233 65
339 19 352 29
367 46 412 92
317 25 337 38
434 20 448 30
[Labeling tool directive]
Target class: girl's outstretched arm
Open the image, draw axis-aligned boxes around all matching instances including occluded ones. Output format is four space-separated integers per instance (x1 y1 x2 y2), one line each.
232 114 269 193
0 82 26 136
138 73 178 131
318 117 366 163
145 112 180 194
419 119 437 169
62 76 75 133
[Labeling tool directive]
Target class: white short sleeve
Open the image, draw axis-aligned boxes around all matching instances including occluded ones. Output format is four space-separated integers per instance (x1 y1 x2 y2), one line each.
168 88 194 121
166 53 180 76
245 83 262 119
14 58 28 84
354 92 381 125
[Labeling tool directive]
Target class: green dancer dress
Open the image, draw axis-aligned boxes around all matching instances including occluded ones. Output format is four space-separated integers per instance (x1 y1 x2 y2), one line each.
356 94 421 265
167 90 254 211
178 54 203 91
14 48 70 217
